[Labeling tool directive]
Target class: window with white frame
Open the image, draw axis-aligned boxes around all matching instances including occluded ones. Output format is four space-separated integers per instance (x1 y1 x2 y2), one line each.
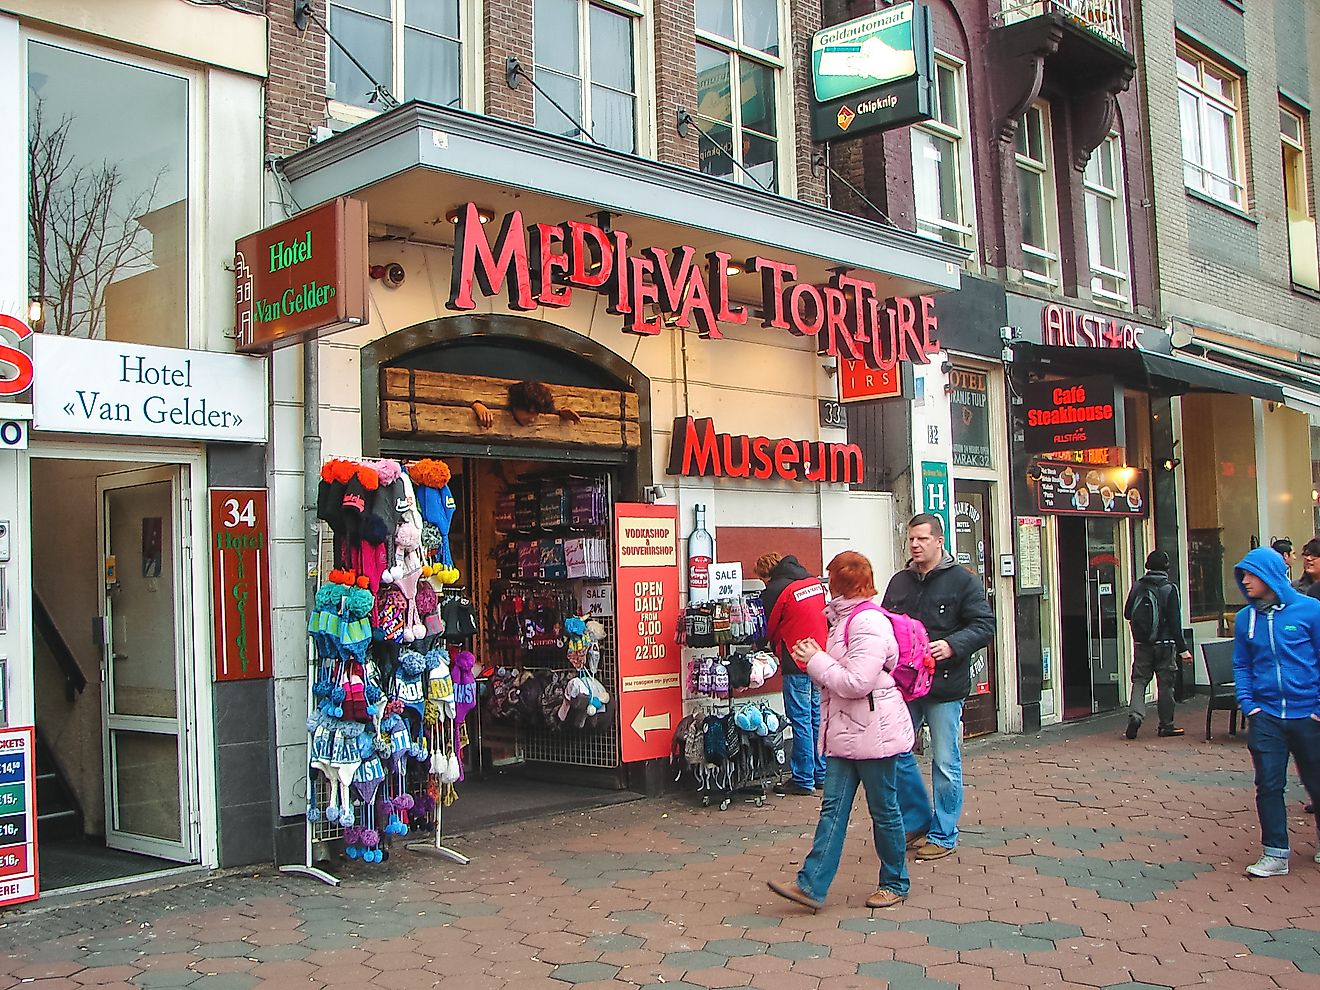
534 0 641 154
1015 103 1058 285
1177 46 1245 208
1083 133 1131 306
328 0 462 110
27 39 190 345
911 57 975 250
1281 104 1319 290
694 0 784 192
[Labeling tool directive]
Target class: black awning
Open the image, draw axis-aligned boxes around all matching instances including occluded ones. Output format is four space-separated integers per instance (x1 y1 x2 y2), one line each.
1015 343 1286 402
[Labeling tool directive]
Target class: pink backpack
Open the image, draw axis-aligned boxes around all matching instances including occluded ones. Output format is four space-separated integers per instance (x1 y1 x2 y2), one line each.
843 602 935 703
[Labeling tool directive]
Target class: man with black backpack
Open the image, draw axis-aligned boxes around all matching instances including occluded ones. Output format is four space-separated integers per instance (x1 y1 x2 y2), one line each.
1124 550 1193 740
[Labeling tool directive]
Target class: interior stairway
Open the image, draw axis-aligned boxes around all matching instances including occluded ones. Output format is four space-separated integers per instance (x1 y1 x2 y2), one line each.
35 731 83 844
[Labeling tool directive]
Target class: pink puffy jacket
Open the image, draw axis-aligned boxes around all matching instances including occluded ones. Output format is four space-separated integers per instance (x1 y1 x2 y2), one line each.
805 596 915 761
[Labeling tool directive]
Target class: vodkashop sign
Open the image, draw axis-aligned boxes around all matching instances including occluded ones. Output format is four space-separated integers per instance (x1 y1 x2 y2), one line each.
446 203 942 373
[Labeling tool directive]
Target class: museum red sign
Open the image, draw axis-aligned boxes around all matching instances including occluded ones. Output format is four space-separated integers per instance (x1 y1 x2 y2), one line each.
667 416 864 483
446 202 941 371
1022 376 1121 453
614 504 682 763
209 489 274 681
234 197 369 353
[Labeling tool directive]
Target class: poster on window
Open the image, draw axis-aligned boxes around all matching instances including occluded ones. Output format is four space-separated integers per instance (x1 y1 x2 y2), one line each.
950 368 991 468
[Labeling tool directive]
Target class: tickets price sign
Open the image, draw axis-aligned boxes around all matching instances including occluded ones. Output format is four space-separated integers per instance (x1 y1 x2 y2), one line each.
615 504 682 762
0 728 38 907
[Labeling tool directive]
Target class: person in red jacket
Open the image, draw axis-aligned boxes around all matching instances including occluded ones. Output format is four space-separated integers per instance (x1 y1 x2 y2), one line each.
757 553 828 795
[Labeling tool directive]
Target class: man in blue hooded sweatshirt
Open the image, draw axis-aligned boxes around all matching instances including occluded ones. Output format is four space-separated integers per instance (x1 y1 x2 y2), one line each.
1232 546 1320 877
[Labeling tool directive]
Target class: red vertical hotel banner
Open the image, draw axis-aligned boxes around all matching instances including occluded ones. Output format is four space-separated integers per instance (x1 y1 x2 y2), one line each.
209 489 274 681
614 504 683 762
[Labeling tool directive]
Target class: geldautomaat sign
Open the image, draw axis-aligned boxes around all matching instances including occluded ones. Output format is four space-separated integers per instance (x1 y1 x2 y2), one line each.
446 202 940 373
234 197 369 353
810 3 934 141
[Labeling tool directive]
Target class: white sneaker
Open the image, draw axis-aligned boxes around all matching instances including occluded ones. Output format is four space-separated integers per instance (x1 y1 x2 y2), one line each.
1246 854 1290 877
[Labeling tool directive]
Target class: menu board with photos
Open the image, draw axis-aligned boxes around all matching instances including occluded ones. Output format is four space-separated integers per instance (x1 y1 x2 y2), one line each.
1032 461 1149 518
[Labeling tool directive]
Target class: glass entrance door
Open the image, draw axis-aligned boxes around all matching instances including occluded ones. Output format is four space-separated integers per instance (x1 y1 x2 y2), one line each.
954 483 997 736
98 467 195 862
1085 518 1122 713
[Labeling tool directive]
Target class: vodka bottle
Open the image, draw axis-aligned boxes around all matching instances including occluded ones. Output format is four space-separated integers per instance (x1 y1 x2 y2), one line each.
687 504 714 603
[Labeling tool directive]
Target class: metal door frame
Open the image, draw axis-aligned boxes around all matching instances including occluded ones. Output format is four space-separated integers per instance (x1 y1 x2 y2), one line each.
97 466 196 862
27 442 215 870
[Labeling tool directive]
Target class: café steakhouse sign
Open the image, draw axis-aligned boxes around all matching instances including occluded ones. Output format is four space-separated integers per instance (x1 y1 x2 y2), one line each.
446 202 941 370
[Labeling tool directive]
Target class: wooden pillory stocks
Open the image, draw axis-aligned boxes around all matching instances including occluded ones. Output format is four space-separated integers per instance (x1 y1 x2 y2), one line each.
380 369 642 449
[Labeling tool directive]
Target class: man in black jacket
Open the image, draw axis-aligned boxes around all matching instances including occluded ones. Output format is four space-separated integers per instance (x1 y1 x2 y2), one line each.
882 513 995 861
1123 550 1192 740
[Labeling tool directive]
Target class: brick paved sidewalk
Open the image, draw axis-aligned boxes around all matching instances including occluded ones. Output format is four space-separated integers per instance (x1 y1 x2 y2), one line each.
1 713 1318 989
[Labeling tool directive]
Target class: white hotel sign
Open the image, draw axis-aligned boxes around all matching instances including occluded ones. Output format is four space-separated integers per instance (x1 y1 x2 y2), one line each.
33 336 268 443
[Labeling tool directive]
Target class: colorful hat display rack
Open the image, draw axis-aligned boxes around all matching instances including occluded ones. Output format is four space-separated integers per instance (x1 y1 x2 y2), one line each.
305 456 469 866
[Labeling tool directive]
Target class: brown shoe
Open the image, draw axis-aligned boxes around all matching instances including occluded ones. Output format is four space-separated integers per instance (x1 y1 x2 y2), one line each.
905 831 927 850
865 889 905 909
767 879 823 913
915 842 955 861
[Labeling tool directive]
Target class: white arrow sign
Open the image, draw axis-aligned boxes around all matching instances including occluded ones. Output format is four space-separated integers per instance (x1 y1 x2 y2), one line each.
630 707 671 740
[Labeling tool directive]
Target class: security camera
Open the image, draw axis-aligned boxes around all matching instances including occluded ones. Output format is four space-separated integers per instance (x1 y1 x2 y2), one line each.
370 263 406 287
642 484 667 504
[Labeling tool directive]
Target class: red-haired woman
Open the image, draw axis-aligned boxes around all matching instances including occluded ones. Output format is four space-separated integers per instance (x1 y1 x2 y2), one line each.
767 550 913 911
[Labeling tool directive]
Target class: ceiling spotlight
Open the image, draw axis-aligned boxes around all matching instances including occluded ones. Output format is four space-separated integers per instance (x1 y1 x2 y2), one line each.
725 261 745 276
444 206 496 225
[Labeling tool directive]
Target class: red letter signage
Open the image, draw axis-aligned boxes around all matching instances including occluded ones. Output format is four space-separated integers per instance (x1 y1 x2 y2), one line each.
666 417 864 483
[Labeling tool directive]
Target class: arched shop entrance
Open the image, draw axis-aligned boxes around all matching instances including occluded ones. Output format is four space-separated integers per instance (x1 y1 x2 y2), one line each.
359 316 654 831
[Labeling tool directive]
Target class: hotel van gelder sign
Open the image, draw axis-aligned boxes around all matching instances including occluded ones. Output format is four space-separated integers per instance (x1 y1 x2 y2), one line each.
445 202 941 373
234 197 369 353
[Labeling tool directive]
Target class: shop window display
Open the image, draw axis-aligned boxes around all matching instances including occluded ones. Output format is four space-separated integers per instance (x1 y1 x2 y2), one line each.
303 453 628 856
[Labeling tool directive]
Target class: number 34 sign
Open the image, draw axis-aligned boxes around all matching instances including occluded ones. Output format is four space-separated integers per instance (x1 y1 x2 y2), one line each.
209 489 273 681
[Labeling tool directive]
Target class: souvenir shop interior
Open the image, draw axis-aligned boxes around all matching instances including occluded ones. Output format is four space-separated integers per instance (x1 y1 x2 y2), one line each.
305 451 640 860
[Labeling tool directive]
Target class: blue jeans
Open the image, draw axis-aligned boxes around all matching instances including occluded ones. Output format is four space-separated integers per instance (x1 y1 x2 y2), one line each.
783 673 827 788
1246 712 1320 856
896 698 964 848
797 756 909 902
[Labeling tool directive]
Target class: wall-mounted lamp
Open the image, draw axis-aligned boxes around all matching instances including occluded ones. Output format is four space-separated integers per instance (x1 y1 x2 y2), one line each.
444 206 496 225
642 484 667 504
1162 457 1182 472
822 363 838 377
26 299 43 329
369 263 406 287
939 359 952 375
725 260 745 276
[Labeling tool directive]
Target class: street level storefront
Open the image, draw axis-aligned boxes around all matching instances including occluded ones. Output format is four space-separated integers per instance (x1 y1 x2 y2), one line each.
1163 323 1320 659
1002 293 1290 731
266 101 966 861
0 4 271 904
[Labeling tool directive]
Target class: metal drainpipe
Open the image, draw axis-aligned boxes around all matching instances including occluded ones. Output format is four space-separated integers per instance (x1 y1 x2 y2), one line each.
303 339 321 625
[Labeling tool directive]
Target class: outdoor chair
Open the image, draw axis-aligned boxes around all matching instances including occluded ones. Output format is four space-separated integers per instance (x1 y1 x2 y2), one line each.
1201 639 1239 740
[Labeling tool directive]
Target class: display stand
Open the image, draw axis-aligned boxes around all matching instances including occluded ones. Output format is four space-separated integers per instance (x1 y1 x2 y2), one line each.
407 720 470 864
281 626 344 886
283 495 469 880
